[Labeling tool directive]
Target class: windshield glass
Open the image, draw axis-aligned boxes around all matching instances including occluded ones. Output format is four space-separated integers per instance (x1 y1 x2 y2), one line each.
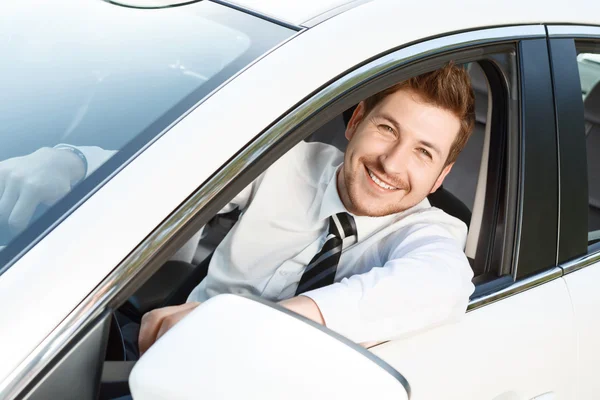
0 0 293 272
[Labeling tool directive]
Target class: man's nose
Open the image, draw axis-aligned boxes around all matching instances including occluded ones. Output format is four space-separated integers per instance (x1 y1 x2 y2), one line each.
379 141 410 174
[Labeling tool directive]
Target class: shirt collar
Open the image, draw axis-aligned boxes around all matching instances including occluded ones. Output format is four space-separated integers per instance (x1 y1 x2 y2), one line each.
318 165 401 242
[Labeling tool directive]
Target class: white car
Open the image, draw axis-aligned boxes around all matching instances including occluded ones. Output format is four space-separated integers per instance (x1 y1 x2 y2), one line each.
0 0 599 399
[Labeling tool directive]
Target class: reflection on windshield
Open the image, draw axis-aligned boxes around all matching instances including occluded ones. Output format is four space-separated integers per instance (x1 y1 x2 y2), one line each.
2 0 250 157
0 0 293 271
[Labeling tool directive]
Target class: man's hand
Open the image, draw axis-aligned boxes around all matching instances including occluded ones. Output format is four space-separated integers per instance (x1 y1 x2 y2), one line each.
138 302 201 355
0 147 85 233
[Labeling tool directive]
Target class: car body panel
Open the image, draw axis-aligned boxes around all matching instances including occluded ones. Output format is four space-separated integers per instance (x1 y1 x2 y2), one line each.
223 0 600 28
222 0 365 26
563 261 600 398
370 278 577 399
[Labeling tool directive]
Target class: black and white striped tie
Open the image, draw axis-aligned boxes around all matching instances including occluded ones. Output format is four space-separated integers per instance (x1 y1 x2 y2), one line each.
295 212 357 295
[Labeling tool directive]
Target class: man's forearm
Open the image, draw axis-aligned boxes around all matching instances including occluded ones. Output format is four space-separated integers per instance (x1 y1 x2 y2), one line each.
279 295 378 348
279 296 325 325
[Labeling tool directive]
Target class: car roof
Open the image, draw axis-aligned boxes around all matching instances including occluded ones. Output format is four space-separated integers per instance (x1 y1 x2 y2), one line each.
224 0 363 26
107 0 600 29
226 0 600 28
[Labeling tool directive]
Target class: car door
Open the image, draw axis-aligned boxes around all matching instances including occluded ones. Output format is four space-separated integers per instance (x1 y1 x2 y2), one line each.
365 32 578 400
546 25 600 400
110 25 574 400
104 24 574 399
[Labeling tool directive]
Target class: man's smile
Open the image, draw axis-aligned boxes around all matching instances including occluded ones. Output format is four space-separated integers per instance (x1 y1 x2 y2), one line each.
365 166 400 191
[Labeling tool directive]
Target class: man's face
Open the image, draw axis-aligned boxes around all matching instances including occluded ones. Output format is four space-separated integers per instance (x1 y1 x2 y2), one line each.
338 88 460 217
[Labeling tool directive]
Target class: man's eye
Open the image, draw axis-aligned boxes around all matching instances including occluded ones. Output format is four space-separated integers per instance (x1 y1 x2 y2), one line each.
419 148 432 159
379 124 395 134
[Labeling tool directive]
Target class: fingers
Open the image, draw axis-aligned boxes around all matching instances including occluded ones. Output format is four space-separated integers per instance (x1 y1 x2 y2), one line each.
0 180 20 227
138 302 200 356
154 307 192 342
8 186 41 234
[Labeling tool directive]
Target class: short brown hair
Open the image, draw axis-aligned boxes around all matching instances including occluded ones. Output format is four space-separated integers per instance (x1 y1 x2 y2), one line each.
362 62 475 165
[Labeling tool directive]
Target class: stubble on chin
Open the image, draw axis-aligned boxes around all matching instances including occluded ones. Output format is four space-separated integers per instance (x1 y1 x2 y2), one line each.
340 162 409 217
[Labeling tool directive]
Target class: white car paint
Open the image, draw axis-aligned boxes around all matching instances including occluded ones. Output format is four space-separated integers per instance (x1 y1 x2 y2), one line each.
370 278 577 399
0 0 599 395
130 294 410 400
563 265 600 399
224 0 365 26
215 0 600 28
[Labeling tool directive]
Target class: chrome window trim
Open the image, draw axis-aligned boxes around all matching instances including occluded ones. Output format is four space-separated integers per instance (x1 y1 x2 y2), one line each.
547 25 600 38
301 0 373 28
468 267 563 311
561 250 600 275
210 0 302 31
0 24 546 400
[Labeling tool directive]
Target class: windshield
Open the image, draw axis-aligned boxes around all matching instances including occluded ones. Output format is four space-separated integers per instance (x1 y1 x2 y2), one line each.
0 0 293 272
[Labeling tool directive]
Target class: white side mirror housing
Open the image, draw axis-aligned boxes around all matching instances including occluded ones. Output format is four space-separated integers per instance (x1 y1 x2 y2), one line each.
129 294 410 400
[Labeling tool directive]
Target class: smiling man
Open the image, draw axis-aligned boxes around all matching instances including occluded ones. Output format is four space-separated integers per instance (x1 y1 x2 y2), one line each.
136 63 476 354
0 63 476 357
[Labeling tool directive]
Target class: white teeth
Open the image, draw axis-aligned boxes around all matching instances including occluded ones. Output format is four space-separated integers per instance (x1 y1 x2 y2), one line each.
368 169 397 190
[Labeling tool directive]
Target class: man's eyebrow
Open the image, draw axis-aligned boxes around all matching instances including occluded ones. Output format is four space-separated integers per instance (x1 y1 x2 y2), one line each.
418 140 442 157
377 112 402 133
377 111 442 157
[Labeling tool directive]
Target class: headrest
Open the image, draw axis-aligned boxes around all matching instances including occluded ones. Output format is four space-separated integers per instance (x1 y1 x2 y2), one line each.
585 81 600 126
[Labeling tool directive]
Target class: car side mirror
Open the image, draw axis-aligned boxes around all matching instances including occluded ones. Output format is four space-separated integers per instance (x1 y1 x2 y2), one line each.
129 294 411 399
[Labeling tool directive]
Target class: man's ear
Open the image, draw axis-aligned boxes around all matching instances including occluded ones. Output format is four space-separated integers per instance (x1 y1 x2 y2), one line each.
430 162 454 194
345 101 366 141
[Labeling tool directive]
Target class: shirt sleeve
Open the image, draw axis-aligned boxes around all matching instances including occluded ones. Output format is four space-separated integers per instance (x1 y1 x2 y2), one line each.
302 223 475 344
54 144 117 178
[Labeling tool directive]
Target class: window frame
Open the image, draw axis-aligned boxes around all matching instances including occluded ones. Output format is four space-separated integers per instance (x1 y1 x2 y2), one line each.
547 25 600 276
2 25 555 399
110 33 540 310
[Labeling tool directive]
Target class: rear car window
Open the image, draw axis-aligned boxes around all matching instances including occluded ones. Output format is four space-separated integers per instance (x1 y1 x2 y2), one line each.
575 46 600 245
0 0 294 272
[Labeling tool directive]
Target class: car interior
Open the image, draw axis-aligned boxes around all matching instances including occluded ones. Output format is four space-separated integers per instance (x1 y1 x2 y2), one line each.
584 81 600 244
116 61 495 324
86 60 505 399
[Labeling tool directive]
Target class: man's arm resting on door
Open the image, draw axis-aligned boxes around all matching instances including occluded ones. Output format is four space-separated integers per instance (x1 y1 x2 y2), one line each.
278 296 325 325
300 224 475 344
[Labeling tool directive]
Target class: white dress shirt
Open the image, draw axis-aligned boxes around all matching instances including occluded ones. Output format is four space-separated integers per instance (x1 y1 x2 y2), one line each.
71 140 474 343
184 141 475 343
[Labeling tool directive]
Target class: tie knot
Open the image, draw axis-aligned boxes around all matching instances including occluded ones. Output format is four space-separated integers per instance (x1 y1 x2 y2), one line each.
329 212 357 239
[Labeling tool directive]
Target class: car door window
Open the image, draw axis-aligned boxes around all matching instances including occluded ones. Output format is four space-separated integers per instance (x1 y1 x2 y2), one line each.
575 45 600 245
116 36 561 400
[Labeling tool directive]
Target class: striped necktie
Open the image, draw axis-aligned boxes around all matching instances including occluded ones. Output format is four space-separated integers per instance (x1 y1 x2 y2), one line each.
296 212 357 295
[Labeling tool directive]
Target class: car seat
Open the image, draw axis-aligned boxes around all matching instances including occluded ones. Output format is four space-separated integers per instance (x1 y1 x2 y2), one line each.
584 82 600 234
